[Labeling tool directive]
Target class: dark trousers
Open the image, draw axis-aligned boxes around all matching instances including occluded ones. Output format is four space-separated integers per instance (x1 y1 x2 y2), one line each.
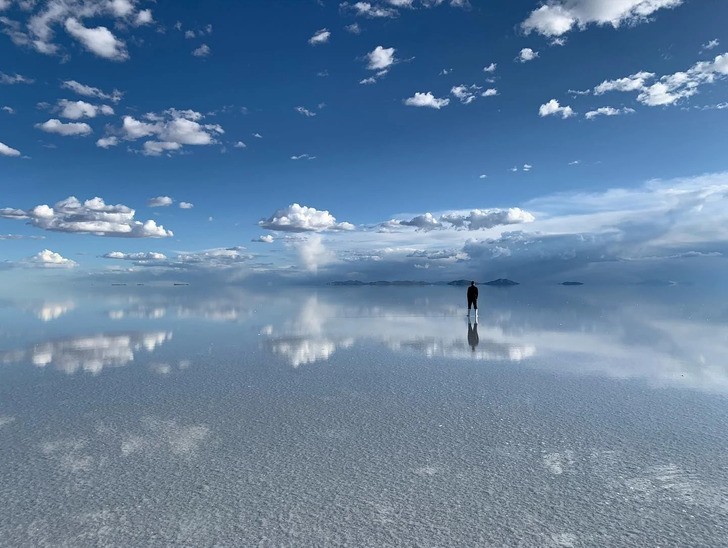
468 299 477 310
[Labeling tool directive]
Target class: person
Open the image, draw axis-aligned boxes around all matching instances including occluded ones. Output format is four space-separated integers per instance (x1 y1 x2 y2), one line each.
466 281 478 315
467 321 479 352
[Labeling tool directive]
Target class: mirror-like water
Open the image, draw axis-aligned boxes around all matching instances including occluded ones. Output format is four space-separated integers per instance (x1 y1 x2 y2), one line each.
1 285 726 546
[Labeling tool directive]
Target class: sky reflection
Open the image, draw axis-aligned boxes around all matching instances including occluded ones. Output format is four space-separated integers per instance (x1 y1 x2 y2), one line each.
0 284 726 393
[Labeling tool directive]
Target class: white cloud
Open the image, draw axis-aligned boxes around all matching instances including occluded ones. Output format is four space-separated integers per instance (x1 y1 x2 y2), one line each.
254 234 274 243
57 99 113 119
479 174 487 179
308 28 330 45
594 71 654 94
61 80 122 103
143 141 181 156
103 251 167 261
26 249 78 269
366 45 396 70
345 22 361 34
585 106 636 119
291 154 316 160
0 196 173 238
0 141 20 157
179 202 194 209
539 99 575 118
36 118 92 136
259 203 355 232
483 62 497 73
702 39 719 51
390 208 535 231
107 109 224 156
192 43 211 57
295 106 317 117
0 72 34 84
482 88 498 97
96 136 119 148
148 196 173 207
346 1 398 18
64 17 128 61
522 0 683 37
253 133 263 138
135 9 153 26
592 53 728 106
404 92 450 109
523 164 533 172
297 234 335 273
2 106 14 114
517 48 539 62
234 141 247 148
451 84 481 104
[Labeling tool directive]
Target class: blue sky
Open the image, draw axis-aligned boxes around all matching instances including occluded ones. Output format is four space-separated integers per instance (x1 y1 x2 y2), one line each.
1 0 727 283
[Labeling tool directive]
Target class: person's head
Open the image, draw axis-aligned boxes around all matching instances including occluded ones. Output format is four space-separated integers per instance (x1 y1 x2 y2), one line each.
470 281 475 286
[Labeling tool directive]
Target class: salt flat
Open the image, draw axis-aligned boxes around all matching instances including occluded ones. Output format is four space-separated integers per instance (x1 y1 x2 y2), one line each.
0 285 726 547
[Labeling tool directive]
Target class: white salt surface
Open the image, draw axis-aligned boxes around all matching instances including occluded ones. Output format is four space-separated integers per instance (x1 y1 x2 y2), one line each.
0 286 726 546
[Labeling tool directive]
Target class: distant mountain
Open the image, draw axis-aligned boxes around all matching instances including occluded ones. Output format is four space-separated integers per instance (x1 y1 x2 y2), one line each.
561 281 584 286
483 278 519 286
328 280 431 286
329 278 521 287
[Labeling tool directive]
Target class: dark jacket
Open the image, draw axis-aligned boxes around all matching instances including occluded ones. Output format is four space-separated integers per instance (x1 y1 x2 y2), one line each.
467 285 478 301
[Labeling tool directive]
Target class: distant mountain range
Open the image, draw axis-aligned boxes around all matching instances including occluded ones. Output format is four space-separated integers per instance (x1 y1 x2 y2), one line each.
328 278 522 287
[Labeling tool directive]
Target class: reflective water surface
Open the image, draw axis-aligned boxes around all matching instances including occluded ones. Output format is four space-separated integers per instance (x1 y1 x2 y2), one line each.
0 284 727 546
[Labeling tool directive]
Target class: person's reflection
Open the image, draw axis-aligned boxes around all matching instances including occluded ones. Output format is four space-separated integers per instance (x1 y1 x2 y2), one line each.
467 321 480 352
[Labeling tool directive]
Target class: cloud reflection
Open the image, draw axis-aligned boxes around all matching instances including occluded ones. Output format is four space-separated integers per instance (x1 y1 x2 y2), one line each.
1 331 172 374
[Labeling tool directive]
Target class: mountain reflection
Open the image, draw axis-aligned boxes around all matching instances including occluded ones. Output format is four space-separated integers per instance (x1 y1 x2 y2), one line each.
0 331 172 375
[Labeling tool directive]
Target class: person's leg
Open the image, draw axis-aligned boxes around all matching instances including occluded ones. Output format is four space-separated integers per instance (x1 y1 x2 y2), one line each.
473 300 477 310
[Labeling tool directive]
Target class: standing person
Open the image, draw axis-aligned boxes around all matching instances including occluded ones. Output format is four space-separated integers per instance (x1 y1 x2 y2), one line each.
467 281 478 316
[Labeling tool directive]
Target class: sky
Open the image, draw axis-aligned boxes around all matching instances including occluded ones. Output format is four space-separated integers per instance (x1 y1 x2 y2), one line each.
1 0 727 284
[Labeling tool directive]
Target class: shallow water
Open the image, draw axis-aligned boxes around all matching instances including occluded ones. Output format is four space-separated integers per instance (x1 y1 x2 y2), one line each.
0 284 727 547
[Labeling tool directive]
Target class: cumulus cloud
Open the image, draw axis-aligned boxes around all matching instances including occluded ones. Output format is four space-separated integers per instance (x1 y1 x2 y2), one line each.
0 0 153 59
451 84 481 104
25 249 78 268
517 48 539 62
36 118 92 136
522 0 683 38
103 109 224 156
64 18 128 60
0 196 173 238
192 44 211 57
345 22 361 34
390 208 535 231
592 52 728 106
96 136 119 148
702 39 719 51
585 106 635 119
291 153 316 160
308 28 330 45
179 202 194 209
539 99 575 118
483 62 497 73
0 141 20 156
234 141 247 148
259 203 355 232
404 92 450 109
2 106 14 114
57 99 113 119
148 196 173 207
254 234 274 243
482 88 498 97
366 45 396 70
61 80 122 103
